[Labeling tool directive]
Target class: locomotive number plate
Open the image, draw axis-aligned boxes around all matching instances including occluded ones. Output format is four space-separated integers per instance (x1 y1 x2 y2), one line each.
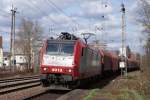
51 68 63 72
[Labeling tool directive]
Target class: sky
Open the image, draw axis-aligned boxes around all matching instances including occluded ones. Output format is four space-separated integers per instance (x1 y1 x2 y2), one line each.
0 0 145 53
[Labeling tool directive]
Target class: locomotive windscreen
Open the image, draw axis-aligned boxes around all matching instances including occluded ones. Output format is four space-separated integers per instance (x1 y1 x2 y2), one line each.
46 42 75 55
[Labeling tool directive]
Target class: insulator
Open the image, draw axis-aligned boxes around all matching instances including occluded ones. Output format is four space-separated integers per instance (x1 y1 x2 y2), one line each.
121 4 125 12
49 37 54 40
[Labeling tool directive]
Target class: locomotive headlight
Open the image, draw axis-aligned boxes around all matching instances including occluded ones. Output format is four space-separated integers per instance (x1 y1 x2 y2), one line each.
68 69 72 72
66 69 72 73
43 67 47 71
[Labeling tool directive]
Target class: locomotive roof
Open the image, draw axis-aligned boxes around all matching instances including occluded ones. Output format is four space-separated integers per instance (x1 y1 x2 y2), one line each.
47 39 77 44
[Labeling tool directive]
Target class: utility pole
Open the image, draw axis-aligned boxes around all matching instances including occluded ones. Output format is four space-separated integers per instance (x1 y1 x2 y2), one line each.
30 35 33 72
10 5 17 72
120 3 127 77
100 0 108 43
10 6 13 69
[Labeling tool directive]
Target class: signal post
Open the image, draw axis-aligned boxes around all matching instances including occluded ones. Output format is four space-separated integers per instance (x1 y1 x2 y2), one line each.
120 3 127 77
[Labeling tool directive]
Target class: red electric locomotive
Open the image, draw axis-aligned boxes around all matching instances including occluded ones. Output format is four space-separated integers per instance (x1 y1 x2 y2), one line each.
40 32 139 89
40 32 102 89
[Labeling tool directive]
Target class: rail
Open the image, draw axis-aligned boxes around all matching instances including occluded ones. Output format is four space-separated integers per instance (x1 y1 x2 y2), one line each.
0 75 40 95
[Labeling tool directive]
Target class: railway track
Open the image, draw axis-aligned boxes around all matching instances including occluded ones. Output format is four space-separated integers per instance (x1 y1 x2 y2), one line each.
0 75 40 95
22 89 69 100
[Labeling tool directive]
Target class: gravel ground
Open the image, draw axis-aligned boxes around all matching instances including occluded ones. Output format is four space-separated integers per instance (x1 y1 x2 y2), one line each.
0 86 46 100
33 90 69 100
0 85 69 100
0 72 37 79
57 89 89 100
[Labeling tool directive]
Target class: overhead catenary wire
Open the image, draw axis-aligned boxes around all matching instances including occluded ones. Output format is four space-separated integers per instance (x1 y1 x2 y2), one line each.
0 9 10 14
46 0 80 27
0 31 10 33
0 8 30 20
46 0 79 33
28 0 57 25
0 9 11 17
100 0 108 43
14 0 38 20
0 3 32 20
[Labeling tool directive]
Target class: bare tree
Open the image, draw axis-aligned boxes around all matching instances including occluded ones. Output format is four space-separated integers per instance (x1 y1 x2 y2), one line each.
16 18 43 72
137 0 150 66
136 0 150 95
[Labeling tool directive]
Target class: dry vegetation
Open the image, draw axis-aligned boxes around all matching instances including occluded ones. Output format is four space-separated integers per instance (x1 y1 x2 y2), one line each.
137 0 150 96
15 19 44 73
81 72 150 100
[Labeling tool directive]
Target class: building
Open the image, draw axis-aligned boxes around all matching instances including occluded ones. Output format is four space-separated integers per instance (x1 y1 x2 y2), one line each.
15 54 28 71
3 52 10 67
0 49 3 67
14 40 29 71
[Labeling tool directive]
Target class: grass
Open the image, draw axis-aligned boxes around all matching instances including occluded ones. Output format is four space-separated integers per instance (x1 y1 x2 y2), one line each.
83 89 147 100
121 74 138 80
83 89 99 100
119 89 145 100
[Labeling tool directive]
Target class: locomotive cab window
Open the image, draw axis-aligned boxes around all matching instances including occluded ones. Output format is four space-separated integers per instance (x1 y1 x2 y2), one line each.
46 42 75 55
61 44 74 55
46 43 59 55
